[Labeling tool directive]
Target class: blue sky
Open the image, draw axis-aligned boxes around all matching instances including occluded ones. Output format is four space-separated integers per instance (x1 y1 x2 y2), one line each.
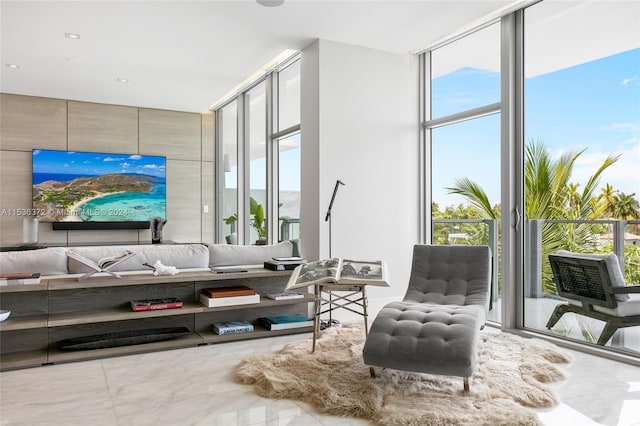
432 48 640 208
32 149 166 178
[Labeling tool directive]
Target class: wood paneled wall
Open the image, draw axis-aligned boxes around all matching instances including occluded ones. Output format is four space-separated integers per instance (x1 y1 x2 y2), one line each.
0 94 215 246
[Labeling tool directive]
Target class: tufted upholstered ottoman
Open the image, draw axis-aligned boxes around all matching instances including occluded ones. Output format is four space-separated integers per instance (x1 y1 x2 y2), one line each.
362 245 491 390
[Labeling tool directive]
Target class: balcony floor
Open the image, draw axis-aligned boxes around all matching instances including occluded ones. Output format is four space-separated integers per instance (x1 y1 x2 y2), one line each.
487 296 640 355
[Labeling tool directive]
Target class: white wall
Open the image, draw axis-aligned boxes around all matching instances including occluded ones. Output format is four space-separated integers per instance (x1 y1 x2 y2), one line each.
300 39 420 320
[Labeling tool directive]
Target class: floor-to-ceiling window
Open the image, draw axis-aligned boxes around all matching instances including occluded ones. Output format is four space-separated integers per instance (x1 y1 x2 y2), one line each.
275 60 301 246
247 82 267 244
522 0 640 355
422 1 639 357
424 22 502 322
219 101 238 243
216 54 301 247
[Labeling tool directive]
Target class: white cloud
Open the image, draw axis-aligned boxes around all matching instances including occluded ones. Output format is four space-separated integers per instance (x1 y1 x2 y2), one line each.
128 155 142 160
103 157 124 162
607 121 640 133
570 142 640 196
622 75 639 86
33 149 41 155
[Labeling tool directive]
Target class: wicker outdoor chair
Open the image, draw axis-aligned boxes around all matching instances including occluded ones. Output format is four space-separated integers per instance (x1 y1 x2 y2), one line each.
547 250 640 346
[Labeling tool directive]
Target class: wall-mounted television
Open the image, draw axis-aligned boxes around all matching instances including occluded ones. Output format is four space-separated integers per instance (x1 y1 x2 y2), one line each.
32 149 166 230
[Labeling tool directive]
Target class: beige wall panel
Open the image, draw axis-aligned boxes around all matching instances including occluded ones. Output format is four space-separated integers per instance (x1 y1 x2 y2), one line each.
68 101 138 153
0 94 67 151
201 112 215 163
67 229 141 245
0 150 32 245
139 109 201 161
165 160 201 243
0 151 64 246
201 161 215 244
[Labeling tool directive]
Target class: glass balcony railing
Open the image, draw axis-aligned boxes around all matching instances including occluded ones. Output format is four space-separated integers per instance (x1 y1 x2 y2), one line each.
432 218 640 355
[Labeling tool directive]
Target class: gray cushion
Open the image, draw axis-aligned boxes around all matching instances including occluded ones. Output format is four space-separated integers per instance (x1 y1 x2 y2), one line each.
362 301 484 377
363 244 491 379
209 241 293 267
67 244 210 273
0 247 69 276
404 245 491 310
553 250 629 301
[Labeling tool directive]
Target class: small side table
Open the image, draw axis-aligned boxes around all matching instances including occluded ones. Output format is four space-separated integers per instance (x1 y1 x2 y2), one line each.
312 283 369 352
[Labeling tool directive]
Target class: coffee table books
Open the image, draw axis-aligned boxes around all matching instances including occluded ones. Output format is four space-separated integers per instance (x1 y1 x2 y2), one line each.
212 320 254 335
200 286 260 307
130 297 183 312
258 314 313 331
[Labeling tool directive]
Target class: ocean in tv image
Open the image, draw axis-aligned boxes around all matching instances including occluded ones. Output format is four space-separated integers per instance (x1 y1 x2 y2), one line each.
32 149 166 222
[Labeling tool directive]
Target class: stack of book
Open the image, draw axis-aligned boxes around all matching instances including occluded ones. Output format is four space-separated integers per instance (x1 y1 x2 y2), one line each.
258 313 314 331
130 297 183 312
0 272 41 285
212 319 254 335
264 256 307 271
200 285 260 307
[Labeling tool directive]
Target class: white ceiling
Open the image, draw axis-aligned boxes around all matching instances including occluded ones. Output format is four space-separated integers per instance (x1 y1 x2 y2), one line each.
1 0 521 113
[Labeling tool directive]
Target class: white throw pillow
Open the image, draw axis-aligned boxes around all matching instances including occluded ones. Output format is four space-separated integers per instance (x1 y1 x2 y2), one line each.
67 244 210 273
0 247 69 276
209 241 293 267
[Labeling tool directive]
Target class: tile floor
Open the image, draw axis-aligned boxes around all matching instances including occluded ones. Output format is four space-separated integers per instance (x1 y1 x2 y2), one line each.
0 329 639 426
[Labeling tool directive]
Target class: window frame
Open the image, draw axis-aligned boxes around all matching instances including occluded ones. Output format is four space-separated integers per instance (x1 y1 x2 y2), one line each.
215 55 301 246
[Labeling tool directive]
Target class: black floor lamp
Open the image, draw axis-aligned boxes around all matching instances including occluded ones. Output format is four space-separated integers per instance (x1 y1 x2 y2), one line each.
325 180 345 259
323 180 345 328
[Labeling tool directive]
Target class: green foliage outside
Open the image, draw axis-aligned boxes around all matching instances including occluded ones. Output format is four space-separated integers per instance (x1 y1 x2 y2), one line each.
225 197 267 238
434 140 640 295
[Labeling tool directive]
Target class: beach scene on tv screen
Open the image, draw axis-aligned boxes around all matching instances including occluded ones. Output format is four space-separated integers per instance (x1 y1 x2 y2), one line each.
32 150 166 222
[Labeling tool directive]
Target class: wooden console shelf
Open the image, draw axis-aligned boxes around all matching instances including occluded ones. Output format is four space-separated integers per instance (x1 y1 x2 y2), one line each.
0 269 312 371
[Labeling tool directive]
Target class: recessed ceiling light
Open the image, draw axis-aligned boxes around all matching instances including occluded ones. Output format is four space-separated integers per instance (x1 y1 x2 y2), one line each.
256 0 284 7
5 63 20 69
116 77 129 83
65 32 81 40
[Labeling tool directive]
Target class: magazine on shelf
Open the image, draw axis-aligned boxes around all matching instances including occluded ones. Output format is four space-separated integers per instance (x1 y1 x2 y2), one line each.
212 320 254 335
66 250 135 272
258 314 313 331
265 291 305 301
0 272 41 285
285 258 389 291
130 297 183 312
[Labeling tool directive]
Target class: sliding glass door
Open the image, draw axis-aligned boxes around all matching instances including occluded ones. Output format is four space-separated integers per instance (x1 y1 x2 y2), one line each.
522 1 640 355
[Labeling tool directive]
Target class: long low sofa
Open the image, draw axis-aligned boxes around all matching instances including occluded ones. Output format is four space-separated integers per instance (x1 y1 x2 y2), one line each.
0 241 294 279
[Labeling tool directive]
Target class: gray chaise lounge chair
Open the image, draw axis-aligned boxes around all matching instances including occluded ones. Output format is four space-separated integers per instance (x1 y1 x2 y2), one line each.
363 244 491 391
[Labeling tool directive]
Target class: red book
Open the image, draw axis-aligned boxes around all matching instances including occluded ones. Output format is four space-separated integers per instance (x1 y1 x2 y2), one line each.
130 298 183 312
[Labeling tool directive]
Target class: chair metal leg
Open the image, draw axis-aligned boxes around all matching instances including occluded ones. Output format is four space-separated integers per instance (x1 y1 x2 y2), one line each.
369 366 376 378
545 304 570 329
312 285 322 352
597 321 619 346
463 377 470 392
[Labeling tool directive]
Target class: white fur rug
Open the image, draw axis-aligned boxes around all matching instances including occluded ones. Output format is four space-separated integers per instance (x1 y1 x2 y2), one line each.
234 324 572 426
